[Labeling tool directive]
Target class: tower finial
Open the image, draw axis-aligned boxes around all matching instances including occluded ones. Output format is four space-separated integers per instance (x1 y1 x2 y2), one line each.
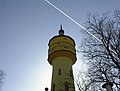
60 24 62 30
59 25 64 35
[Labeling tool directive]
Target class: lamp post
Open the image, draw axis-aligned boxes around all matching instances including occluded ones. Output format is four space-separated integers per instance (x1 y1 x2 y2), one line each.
45 87 48 91
102 82 113 91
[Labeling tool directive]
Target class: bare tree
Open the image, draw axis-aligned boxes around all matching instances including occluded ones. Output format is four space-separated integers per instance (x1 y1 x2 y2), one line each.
0 70 4 89
77 10 120 91
75 69 103 91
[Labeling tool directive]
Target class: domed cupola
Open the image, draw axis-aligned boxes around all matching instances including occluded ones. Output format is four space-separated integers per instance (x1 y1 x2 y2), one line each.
59 25 64 35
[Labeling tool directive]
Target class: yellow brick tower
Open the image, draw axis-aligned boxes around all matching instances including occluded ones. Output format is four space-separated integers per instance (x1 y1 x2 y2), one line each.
48 26 77 91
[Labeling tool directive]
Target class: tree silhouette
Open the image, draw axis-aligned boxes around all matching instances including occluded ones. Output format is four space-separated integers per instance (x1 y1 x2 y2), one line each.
77 10 120 91
0 70 4 89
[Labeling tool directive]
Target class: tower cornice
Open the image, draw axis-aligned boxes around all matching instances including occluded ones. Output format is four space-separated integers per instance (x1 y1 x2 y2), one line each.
48 50 77 65
48 35 75 46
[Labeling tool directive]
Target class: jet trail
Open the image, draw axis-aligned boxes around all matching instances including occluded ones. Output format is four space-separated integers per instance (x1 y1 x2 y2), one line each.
45 0 101 42
45 0 117 55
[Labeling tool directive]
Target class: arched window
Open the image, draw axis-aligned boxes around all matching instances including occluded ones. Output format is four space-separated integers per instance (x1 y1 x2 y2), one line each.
53 83 55 91
70 69 73 79
65 81 69 91
57 42 60 44
58 69 61 75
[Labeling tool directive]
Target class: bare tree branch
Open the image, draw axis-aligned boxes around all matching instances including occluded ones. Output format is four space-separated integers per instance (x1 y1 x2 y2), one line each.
77 10 120 91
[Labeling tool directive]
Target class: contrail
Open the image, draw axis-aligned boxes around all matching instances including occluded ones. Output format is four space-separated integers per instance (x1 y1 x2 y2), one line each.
45 0 117 55
45 0 101 42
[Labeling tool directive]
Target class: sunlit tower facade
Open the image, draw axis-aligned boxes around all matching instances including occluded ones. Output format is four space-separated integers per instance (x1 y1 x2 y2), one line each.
48 26 77 91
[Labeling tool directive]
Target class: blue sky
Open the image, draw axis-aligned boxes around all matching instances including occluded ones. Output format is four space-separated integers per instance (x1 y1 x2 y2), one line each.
0 0 120 91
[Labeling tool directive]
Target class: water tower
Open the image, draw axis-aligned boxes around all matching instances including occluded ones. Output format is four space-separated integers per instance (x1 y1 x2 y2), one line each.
48 26 77 91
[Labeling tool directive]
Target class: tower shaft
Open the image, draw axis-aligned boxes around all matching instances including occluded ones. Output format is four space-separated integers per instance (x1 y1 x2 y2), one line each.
51 57 75 91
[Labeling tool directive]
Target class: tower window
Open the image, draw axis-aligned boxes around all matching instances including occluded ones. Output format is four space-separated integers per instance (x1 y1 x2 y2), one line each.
65 81 69 91
57 42 60 44
64 46 68 49
64 37 67 40
70 69 73 79
53 83 55 91
58 69 61 75
50 48 54 52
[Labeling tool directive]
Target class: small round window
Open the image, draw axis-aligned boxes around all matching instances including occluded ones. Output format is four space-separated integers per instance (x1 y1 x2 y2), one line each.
57 42 60 44
64 46 68 49
64 37 67 40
